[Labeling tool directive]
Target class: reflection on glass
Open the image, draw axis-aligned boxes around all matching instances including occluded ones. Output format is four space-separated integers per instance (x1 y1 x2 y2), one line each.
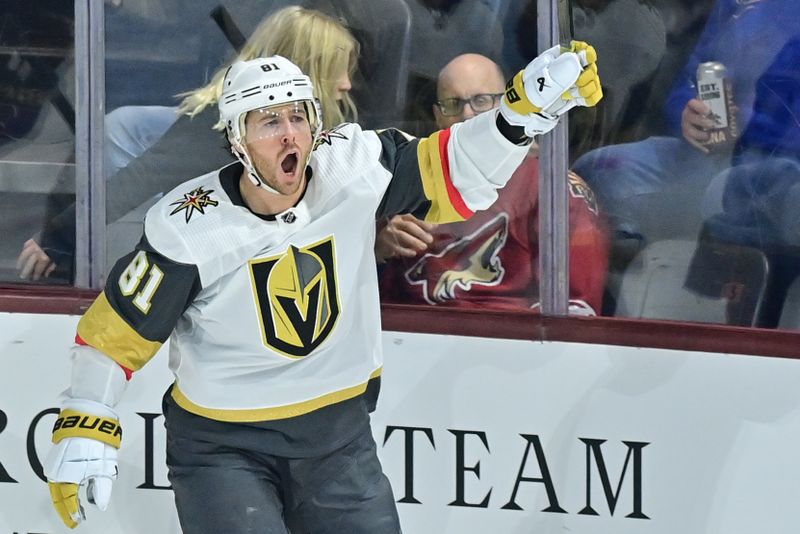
570 0 800 328
14 0 800 331
0 3 75 284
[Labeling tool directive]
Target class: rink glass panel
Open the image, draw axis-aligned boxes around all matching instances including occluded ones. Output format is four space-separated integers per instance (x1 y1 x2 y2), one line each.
0 2 76 284
4 0 800 348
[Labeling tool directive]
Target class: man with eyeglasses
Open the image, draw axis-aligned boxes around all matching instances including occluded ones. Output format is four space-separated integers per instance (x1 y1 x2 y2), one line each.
435 92 503 122
377 53 610 314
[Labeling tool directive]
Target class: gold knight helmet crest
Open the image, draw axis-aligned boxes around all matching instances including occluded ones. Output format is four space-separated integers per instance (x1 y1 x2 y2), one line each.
249 237 341 357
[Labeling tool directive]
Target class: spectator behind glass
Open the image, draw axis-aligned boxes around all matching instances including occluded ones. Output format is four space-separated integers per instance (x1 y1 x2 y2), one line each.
303 0 413 129
17 5 359 282
572 0 800 249
702 35 800 252
684 36 800 328
402 0 505 136
377 54 610 314
105 0 419 173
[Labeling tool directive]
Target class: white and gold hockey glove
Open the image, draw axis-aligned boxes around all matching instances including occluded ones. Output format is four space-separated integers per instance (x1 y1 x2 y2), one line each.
43 344 128 528
500 40 603 137
44 398 121 529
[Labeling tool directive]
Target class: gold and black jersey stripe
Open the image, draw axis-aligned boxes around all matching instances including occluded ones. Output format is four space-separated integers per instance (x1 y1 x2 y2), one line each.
376 128 472 224
78 236 201 371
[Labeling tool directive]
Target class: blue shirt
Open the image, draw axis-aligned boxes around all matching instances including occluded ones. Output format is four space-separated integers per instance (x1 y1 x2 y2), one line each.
663 0 800 139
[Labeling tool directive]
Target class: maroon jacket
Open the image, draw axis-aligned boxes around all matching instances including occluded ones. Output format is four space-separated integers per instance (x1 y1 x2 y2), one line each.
379 155 610 314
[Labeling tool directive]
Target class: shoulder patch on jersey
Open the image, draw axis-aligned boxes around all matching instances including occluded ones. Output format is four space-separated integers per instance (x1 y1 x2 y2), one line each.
568 171 599 215
169 186 219 222
313 124 349 150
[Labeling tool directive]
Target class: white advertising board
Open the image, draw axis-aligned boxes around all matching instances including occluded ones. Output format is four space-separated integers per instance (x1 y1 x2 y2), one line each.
1 312 800 533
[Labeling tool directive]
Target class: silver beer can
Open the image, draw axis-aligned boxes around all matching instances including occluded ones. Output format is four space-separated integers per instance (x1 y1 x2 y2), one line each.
696 61 739 150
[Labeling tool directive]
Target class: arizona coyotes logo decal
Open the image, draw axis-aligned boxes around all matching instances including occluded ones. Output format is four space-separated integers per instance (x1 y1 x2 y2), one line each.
313 124 349 150
169 186 219 222
405 214 509 304
249 236 341 357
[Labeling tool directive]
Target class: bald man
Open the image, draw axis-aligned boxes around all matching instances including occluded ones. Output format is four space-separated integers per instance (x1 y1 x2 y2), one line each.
432 53 506 129
377 54 610 314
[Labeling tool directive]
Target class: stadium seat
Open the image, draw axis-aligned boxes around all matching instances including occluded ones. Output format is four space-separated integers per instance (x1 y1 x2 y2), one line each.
778 276 800 330
614 239 769 326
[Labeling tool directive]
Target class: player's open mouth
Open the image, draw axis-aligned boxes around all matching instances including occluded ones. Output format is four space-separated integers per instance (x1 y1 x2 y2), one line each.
280 152 299 176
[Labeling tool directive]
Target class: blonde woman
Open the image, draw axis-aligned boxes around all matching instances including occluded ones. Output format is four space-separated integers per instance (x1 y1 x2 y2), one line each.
178 5 358 128
19 6 359 281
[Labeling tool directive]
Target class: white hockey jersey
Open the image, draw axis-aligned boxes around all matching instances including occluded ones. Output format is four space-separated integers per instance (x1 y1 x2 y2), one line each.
75 111 528 422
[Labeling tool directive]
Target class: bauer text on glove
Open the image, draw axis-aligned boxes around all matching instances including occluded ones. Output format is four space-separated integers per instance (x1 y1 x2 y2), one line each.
43 399 121 529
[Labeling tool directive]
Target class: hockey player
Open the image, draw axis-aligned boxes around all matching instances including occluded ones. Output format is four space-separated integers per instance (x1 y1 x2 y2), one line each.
43 46 601 533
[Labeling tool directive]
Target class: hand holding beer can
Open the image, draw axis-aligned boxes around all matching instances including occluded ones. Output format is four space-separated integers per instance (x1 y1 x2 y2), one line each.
696 61 739 151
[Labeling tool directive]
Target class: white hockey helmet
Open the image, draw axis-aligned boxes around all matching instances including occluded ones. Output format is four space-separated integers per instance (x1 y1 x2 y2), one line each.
219 56 322 191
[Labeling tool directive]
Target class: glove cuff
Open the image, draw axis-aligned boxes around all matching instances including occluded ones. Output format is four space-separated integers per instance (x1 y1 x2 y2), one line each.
499 100 558 138
495 112 532 146
69 344 128 407
63 397 118 419
502 70 543 116
499 98 530 128
523 112 559 137
53 401 122 449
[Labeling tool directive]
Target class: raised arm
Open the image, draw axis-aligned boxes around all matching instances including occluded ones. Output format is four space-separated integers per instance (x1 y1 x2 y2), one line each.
377 41 602 223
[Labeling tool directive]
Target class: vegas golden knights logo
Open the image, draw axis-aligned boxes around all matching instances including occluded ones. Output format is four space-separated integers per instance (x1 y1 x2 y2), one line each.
249 237 340 357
